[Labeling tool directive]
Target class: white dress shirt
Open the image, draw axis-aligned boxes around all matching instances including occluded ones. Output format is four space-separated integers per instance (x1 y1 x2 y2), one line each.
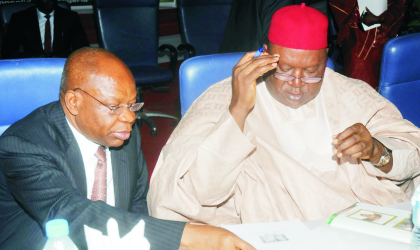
66 119 115 206
37 9 55 50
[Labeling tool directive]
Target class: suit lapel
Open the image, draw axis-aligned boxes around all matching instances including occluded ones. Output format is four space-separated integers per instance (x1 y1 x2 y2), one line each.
52 7 65 50
50 102 87 196
111 146 130 210
29 7 43 51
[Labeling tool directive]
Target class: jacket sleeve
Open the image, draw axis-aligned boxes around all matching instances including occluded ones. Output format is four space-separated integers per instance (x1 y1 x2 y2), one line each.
129 124 149 215
68 11 90 52
379 0 406 38
329 0 357 29
0 134 185 250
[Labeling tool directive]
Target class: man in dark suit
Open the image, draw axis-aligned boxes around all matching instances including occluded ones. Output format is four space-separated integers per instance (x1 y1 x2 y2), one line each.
1 0 89 59
0 47 254 250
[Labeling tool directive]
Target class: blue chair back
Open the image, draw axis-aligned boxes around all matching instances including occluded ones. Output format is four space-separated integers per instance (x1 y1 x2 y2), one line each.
0 2 70 36
93 0 159 67
178 0 232 56
0 58 65 136
179 52 335 117
378 33 420 127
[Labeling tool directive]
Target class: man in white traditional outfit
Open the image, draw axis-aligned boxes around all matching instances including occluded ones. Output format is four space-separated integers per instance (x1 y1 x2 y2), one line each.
147 4 420 225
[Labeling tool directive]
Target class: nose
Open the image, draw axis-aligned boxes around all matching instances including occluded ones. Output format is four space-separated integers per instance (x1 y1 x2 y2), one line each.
119 107 136 124
287 77 306 88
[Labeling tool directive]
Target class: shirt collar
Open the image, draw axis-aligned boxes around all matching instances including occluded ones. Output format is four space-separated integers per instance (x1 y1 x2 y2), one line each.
66 118 105 164
37 8 55 19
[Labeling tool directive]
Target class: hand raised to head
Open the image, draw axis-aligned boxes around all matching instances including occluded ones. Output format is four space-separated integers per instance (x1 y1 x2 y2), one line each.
180 224 255 250
229 50 279 131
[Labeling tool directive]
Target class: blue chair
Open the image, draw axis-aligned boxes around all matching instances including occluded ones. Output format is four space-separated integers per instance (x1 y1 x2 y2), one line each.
179 52 335 117
0 58 65 136
378 33 420 128
177 0 232 59
0 2 70 36
93 0 179 136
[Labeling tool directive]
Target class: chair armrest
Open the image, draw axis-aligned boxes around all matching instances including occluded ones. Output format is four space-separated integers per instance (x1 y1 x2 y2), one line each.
177 43 196 59
158 44 178 75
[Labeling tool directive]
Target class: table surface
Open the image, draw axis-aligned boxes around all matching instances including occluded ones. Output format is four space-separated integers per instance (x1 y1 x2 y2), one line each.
305 201 413 250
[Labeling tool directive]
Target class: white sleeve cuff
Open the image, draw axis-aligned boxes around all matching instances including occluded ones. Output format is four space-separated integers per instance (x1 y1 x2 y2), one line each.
372 135 417 179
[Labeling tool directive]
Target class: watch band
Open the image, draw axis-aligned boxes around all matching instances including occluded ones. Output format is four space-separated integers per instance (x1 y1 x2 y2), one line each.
371 146 391 167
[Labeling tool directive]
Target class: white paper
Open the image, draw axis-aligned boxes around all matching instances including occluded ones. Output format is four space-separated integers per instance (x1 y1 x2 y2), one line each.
222 219 330 250
313 224 410 250
357 0 387 30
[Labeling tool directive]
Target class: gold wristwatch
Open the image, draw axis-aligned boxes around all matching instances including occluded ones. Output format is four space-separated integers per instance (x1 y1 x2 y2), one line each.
371 146 392 167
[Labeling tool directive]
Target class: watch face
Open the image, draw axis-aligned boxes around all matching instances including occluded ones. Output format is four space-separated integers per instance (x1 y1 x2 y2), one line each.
383 154 391 164
379 151 391 166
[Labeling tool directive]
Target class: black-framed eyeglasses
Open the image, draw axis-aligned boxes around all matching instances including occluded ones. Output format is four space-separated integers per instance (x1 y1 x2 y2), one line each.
273 73 323 84
73 88 144 115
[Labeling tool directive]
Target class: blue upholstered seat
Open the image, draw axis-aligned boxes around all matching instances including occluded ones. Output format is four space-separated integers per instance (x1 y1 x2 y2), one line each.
0 58 65 136
93 0 179 136
378 33 420 127
177 0 232 58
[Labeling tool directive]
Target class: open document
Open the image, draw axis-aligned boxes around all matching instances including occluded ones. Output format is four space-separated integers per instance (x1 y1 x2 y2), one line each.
222 219 329 250
357 0 387 30
327 203 413 243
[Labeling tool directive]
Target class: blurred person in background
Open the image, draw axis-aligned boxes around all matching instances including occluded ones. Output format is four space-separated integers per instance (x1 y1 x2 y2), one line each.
1 0 89 59
329 0 406 89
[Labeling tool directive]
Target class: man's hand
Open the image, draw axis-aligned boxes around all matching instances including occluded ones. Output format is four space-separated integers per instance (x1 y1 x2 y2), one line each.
229 51 279 131
180 224 256 250
361 7 384 26
333 123 392 173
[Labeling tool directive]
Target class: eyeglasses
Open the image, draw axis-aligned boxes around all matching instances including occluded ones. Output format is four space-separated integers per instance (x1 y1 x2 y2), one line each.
274 73 323 84
73 88 144 115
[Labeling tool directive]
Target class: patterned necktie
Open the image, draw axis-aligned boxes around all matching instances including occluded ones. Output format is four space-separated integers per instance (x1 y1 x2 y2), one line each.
44 14 52 54
91 146 107 202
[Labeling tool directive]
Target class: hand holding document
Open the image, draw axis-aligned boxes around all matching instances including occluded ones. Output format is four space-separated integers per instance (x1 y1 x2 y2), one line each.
357 0 387 30
84 218 150 250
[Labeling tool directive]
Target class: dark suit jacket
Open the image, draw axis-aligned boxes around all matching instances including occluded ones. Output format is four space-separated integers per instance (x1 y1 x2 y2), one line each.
0 102 185 250
219 0 307 53
1 6 90 59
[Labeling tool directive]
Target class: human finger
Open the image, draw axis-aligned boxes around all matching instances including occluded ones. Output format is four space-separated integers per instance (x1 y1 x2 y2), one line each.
333 132 362 157
339 140 372 159
234 53 278 75
231 236 256 250
333 123 363 145
245 60 278 81
240 55 279 77
235 51 260 68
234 55 278 84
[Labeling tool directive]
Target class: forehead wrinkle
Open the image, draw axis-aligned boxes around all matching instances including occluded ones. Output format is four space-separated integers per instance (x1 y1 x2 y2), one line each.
280 51 325 70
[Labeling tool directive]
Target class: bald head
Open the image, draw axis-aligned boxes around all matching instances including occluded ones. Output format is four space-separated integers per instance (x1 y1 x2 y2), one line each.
60 47 138 147
60 47 133 93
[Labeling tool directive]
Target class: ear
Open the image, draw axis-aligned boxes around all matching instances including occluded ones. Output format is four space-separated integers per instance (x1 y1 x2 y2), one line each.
64 90 80 116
